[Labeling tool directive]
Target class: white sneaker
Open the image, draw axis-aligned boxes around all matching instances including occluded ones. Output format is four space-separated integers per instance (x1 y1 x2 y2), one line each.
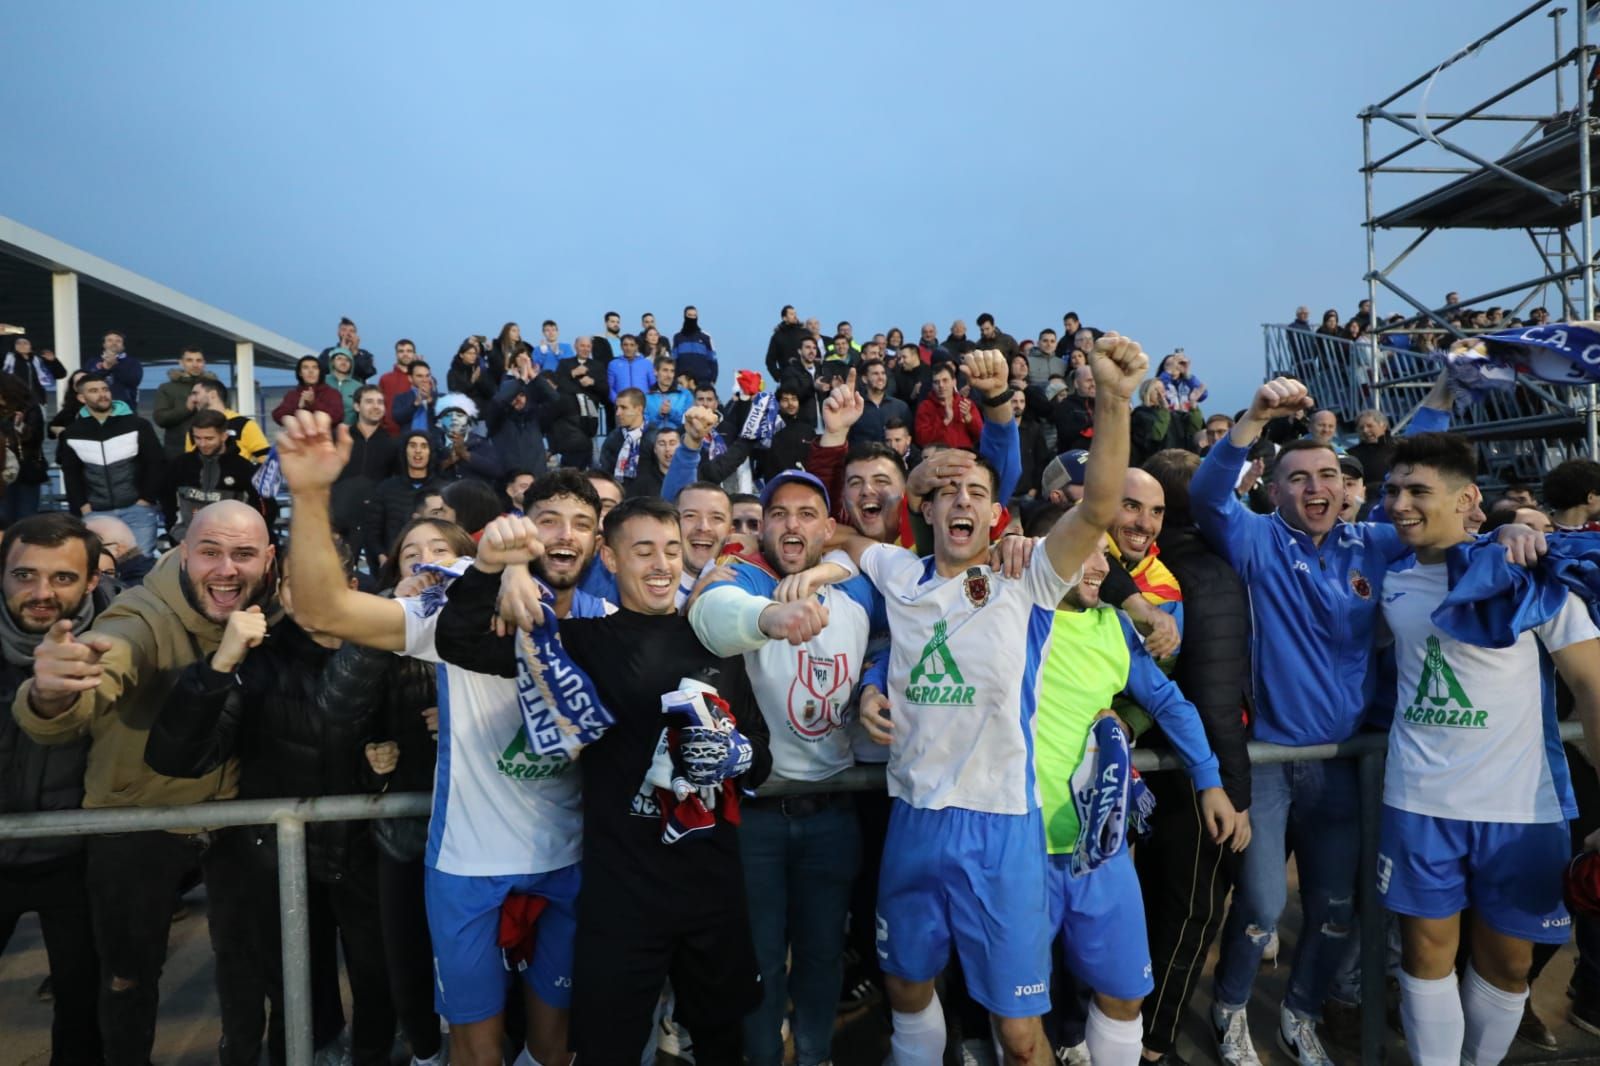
1055 1041 1091 1065
1212 1002 1264 1066
1277 1005 1334 1066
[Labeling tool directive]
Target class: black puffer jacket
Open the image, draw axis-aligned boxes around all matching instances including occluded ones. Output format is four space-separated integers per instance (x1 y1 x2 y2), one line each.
1149 525 1253 809
0 586 111 866
144 619 386 882
355 641 438 862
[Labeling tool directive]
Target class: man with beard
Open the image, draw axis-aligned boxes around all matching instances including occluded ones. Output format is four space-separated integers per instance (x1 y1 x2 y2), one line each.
271 415 605 1066
14 501 273 1066
434 496 771 1064
169 411 265 540
0 515 108 1066
673 480 732 610
1029 544 1238 1066
796 336 1150 1065
688 470 878 1066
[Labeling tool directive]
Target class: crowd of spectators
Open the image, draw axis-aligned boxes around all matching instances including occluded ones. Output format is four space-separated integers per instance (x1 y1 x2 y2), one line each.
0 299 1595 1066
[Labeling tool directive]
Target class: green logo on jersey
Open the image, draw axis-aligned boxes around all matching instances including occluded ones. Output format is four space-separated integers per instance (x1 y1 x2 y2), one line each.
496 729 573 780
1402 636 1487 729
905 621 975 705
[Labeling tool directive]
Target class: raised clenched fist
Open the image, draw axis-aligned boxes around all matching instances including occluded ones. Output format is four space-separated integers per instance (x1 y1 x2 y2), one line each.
1089 331 1149 402
1248 377 1314 422
962 350 1009 398
682 404 719 446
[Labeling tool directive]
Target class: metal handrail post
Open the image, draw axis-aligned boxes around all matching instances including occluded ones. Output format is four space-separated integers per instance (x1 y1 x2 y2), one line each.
1358 748 1387 1065
1576 4 1597 457
276 816 313 1066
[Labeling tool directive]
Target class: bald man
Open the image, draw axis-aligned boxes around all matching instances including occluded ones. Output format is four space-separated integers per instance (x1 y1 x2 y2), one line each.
15 499 276 1066
1309 409 1339 447
84 513 156 587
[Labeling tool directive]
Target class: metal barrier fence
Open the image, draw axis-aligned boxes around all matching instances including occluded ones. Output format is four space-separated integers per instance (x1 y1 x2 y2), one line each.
0 724 1587 1066
1262 323 1593 482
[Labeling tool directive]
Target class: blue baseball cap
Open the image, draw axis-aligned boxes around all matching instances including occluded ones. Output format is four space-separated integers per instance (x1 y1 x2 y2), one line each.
760 470 831 512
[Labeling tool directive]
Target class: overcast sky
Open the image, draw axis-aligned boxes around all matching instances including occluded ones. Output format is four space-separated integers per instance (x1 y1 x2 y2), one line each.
2 1 1577 411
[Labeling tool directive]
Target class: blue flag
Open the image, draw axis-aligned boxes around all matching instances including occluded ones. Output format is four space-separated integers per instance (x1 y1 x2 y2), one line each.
1480 323 1600 387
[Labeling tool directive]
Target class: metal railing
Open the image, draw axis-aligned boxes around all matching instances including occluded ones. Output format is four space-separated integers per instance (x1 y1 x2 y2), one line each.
1263 323 1592 481
0 724 1587 1066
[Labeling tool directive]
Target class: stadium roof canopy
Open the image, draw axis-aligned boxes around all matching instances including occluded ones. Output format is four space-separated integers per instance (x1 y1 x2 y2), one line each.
0 213 311 410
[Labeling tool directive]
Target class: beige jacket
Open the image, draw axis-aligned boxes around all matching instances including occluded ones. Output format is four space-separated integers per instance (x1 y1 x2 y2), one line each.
13 550 240 814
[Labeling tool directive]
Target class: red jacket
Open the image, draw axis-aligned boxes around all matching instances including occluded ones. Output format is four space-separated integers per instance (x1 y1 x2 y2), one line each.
378 364 411 435
914 392 983 449
272 383 345 426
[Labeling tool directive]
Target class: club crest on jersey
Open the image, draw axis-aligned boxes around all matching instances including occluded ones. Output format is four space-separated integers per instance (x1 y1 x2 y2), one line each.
787 650 851 740
1349 569 1371 600
963 566 990 608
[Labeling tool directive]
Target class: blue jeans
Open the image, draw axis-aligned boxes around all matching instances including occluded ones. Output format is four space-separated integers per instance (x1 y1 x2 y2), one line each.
1214 759 1361 1018
95 502 160 556
739 801 860 1066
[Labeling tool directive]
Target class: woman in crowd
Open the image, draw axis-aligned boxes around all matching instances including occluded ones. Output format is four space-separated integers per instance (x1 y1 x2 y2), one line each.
447 336 497 405
489 323 526 379
363 517 478 1066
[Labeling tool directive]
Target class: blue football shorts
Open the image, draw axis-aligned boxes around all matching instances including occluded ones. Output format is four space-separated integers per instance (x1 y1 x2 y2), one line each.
876 800 1053 1018
424 862 582 1022
1378 806 1571 945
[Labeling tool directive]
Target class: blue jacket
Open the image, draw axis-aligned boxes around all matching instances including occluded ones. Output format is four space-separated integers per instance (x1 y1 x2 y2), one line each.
1191 435 1410 746
392 389 434 434
642 387 692 432
607 355 655 403
1433 532 1600 648
672 330 718 387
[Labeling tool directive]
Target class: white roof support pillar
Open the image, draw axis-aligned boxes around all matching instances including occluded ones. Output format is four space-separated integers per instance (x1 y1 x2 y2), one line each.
50 270 79 400
235 340 256 419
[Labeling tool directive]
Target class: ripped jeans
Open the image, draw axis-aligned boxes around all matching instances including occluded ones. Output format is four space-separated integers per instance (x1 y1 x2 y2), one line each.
1213 758 1361 1018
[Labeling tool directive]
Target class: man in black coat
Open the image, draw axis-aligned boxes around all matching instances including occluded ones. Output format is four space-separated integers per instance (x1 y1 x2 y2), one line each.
0 514 109 1066
1128 448 1253 1065
764 305 811 380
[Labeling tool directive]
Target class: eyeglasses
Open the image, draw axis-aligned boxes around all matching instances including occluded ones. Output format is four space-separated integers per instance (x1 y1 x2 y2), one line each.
731 517 761 533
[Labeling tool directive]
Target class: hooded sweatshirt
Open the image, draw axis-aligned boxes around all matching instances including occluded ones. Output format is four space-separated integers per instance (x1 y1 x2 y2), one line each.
12 551 244 822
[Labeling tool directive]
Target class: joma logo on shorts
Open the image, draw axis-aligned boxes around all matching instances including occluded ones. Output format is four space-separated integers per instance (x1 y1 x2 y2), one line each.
1014 982 1046 997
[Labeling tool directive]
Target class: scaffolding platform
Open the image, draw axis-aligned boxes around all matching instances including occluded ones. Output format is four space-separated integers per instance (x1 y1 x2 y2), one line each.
1262 0 1600 473
1372 117 1600 229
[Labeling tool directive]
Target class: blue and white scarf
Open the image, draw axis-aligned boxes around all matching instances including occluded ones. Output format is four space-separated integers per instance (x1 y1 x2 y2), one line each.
1068 716 1156 877
252 447 283 499
413 559 613 759
739 391 783 449
2 353 53 393
513 578 614 759
614 426 642 480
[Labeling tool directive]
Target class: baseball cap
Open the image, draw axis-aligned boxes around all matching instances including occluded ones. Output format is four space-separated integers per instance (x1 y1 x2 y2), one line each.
1041 450 1090 497
760 470 831 512
1338 453 1365 479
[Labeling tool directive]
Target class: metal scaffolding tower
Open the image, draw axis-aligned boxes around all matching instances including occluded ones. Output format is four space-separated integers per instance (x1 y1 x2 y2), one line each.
1268 2 1600 480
